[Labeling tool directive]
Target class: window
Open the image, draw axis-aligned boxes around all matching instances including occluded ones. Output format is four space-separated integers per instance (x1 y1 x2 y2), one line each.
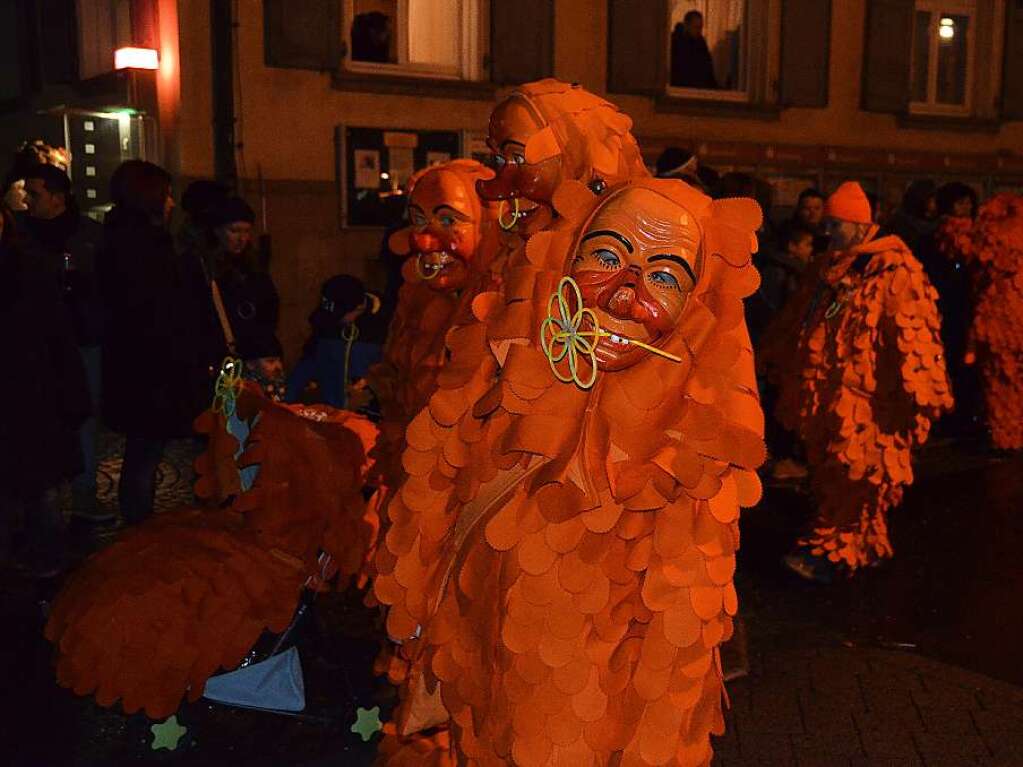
344 0 484 81
667 0 749 102
910 0 977 114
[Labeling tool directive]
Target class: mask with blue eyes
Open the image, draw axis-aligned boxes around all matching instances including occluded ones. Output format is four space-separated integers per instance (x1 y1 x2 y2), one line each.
402 167 485 292
566 187 702 372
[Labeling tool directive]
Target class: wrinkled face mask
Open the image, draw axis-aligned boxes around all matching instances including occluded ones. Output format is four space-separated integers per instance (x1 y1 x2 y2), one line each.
406 169 481 292
476 96 556 228
568 188 701 372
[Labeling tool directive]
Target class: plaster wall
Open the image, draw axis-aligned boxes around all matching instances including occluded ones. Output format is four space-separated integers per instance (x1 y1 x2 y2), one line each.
170 0 1023 361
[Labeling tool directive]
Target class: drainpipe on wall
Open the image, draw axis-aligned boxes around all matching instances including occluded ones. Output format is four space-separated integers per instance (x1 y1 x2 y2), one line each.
210 0 237 189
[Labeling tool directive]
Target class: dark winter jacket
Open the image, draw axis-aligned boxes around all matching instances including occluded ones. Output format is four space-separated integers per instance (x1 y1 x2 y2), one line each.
211 259 282 360
100 205 224 438
16 207 105 346
0 240 91 495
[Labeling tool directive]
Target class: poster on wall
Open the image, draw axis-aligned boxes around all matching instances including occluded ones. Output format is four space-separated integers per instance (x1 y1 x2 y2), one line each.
354 149 381 190
337 126 462 228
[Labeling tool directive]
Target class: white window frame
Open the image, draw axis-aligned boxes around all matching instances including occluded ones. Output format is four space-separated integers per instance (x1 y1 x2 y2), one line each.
909 0 978 116
342 0 484 81
665 0 752 103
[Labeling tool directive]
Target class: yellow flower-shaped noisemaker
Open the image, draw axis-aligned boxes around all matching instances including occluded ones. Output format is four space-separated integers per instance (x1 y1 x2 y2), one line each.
541 275 602 389
213 357 243 417
540 276 685 390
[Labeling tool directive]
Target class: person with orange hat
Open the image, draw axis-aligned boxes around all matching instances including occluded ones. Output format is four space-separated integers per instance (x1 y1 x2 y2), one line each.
782 181 953 581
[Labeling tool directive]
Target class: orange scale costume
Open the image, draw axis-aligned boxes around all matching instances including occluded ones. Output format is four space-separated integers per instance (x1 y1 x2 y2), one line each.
936 194 1023 449
44 383 377 720
791 183 952 572
367 159 505 497
369 81 649 586
373 82 651 759
373 176 765 767
476 78 649 224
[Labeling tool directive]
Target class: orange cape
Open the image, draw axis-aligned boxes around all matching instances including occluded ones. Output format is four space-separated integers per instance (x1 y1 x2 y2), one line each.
44 386 376 719
373 177 765 766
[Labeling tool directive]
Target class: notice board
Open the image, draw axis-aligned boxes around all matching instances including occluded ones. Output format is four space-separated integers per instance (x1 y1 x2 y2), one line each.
336 125 462 228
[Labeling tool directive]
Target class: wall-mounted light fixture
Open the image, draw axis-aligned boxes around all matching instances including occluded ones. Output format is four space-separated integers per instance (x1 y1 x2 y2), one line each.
115 47 160 71
938 17 956 41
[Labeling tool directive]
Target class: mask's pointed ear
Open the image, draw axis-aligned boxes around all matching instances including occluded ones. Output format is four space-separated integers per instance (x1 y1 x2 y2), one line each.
710 197 763 234
388 226 412 256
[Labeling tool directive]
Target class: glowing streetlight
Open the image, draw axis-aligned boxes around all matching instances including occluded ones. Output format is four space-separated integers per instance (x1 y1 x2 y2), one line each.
114 47 160 71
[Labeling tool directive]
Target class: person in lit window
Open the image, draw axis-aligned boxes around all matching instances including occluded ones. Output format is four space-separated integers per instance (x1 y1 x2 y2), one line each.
351 11 393 63
670 10 718 89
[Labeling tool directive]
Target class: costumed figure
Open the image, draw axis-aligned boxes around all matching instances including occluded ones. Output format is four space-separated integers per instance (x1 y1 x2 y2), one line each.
45 370 377 719
373 176 765 766
783 182 952 580
937 193 1023 449
368 160 503 500
476 78 648 226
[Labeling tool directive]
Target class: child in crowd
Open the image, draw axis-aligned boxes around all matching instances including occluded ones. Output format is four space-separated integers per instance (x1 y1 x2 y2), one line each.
285 274 382 410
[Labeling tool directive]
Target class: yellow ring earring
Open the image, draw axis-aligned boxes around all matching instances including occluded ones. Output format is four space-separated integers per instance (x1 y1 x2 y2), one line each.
415 254 440 280
499 197 521 231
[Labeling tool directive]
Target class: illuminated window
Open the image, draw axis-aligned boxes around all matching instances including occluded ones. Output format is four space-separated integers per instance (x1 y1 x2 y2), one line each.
667 0 750 102
910 1 976 114
344 0 484 81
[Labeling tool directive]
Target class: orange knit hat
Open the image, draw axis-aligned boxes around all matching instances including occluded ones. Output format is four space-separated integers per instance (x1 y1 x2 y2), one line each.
825 181 873 225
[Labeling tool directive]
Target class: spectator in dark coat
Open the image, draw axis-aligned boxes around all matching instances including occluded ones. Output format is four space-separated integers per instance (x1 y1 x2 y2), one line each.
101 161 222 524
670 11 718 89
654 147 720 193
18 163 108 521
206 197 280 359
206 197 284 397
933 182 981 437
0 202 90 576
884 179 939 255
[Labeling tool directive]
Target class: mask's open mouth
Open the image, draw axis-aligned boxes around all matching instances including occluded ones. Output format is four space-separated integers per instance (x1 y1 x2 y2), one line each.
415 251 456 280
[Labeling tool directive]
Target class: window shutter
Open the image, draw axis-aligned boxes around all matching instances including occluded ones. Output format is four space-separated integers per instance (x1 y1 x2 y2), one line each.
264 0 341 71
489 0 554 85
779 0 830 107
607 0 667 95
1003 0 1023 119
861 0 913 113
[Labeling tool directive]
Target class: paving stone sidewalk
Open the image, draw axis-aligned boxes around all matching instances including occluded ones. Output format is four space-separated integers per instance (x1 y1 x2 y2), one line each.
715 641 1023 767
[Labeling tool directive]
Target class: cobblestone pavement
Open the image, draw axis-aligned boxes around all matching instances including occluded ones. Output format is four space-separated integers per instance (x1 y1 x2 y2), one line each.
2 436 1021 766
716 598 1023 767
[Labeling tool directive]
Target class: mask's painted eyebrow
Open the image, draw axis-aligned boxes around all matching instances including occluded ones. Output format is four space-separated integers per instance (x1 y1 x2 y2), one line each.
581 229 634 253
433 204 468 219
499 139 526 151
648 253 696 285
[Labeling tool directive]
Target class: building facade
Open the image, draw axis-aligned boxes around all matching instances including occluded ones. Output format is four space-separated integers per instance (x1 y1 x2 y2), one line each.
4 0 1023 359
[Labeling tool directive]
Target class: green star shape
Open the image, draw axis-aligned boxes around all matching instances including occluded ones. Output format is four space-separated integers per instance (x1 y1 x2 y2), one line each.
350 705 383 742
150 715 187 751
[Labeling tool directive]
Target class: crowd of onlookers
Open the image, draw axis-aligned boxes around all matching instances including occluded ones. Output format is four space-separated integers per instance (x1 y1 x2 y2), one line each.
654 147 986 476
0 137 995 577
0 144 386 578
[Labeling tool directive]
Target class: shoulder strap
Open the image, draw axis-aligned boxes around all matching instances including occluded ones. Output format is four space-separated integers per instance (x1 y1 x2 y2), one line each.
210 279 238 355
